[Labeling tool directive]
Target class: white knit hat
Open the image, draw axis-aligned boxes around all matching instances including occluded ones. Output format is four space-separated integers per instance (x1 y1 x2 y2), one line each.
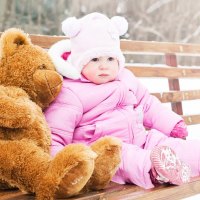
49 12 128 79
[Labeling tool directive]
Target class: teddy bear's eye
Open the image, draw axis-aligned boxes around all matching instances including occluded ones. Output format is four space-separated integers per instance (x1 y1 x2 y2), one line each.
38 64 46 69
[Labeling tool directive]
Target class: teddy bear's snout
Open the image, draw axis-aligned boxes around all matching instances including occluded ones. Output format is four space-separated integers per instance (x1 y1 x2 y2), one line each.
44 71 63 98
32 70 63 107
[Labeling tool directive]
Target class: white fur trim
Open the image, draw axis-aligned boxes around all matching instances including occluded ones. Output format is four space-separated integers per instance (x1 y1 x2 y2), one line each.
48 40 81 79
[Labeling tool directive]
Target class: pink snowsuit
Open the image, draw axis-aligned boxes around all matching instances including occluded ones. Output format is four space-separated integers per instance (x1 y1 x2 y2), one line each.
44 68 200 189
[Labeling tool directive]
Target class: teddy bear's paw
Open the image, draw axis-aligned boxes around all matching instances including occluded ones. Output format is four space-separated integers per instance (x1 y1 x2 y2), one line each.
37 144 96 199
85 136 122 191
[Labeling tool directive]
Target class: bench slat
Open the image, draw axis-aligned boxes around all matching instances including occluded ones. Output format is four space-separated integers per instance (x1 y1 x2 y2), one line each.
30 34 66 48
28 34 200 55
23 34 200 56
1 178 200 200
2 33 200 55
127 66 200 78
183 114 200 125
121 40 200 56
152 90 200 103
30 36 200 56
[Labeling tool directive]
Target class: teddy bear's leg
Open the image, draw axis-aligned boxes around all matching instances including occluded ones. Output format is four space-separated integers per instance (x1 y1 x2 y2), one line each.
83 136 122 191
0 139 51 193
0 140 96 200
36 143 96 200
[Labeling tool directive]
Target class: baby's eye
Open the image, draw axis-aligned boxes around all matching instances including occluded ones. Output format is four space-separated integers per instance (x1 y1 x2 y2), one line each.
108 57 115 61
91 58 99 62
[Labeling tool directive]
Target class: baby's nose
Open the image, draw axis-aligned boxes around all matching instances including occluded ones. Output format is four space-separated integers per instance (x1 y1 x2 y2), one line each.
99 61 108 69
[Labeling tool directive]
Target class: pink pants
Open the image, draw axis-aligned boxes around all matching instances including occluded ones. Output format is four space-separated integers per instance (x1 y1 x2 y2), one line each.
112 129 200 189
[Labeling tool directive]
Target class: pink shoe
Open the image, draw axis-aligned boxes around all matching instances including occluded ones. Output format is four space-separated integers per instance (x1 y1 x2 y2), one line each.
150 146 191 185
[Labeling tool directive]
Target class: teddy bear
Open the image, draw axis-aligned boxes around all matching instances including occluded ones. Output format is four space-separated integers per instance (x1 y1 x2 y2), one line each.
0 28 122 200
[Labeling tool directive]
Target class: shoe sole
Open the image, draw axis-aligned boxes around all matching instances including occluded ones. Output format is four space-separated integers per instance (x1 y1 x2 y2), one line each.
150 146 191 185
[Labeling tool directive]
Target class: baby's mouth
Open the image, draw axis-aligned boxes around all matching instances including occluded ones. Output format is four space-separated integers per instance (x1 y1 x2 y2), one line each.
99 74 109 77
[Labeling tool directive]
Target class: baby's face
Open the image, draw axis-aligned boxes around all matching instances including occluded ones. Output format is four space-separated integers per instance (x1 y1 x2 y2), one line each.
82 56 119 84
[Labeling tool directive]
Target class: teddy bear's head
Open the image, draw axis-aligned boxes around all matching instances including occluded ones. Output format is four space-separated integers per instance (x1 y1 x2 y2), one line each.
0 28 63 109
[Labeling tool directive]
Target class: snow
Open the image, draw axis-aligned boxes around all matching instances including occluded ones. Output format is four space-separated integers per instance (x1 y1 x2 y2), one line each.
182 194 200 200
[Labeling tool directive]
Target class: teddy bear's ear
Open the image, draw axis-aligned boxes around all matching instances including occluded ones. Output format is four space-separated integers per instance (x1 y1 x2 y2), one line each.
0 28 31 58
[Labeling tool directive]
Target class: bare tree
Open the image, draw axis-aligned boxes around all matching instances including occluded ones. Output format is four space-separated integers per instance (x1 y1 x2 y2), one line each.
1 0 200 44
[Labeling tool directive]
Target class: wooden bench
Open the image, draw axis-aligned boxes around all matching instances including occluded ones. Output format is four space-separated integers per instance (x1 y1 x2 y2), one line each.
1 33 200 199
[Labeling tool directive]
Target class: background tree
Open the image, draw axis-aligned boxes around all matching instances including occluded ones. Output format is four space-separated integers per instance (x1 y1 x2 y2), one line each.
1 0 200 44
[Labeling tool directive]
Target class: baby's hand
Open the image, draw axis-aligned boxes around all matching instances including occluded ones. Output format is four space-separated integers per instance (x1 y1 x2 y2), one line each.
170 120 188 139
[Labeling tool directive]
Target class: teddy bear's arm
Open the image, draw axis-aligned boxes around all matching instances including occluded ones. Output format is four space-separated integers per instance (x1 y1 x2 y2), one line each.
0 85 36 128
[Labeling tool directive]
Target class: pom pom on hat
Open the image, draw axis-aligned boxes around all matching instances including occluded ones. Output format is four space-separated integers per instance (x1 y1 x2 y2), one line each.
111 16 128 36
62 17 81 38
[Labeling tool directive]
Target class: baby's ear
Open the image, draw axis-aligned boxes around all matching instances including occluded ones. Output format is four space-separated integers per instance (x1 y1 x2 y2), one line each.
111 16 128 36
0 28 31 58
62 17 81 38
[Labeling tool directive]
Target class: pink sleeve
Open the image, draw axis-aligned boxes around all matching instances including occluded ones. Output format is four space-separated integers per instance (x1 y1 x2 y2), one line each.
134 79 183 136
120 69 182 136
44 86 83 157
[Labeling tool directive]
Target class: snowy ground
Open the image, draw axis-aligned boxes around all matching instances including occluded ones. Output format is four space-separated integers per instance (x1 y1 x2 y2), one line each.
183 194 200 200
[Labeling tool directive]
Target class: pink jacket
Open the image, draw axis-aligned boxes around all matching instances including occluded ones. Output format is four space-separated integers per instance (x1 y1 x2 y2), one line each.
44 68 182 156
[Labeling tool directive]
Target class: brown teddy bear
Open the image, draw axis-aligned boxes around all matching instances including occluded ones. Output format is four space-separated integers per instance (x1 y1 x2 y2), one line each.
0 28 122 200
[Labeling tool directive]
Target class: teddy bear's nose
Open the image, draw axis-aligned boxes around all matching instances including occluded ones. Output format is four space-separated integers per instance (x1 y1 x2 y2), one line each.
33 70 63 106
45 71 63 98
